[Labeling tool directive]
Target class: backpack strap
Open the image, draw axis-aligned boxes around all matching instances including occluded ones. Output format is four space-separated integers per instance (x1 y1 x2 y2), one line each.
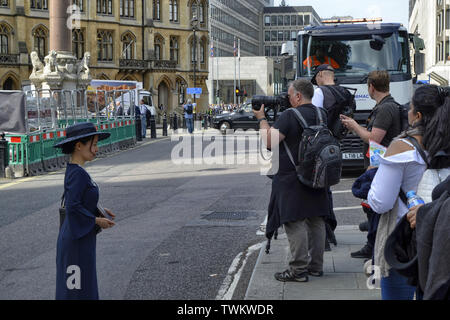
289 108 309 128
283 140 298 170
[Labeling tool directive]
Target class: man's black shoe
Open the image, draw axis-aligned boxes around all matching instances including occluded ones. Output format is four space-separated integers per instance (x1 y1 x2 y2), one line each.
351 244 372 259
359 221 369 232
274 270 309 282
325 239 331 252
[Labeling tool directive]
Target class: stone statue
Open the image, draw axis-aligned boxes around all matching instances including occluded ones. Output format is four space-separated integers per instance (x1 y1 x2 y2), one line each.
30 51 44 75
77 52 91 80
43 50 59 75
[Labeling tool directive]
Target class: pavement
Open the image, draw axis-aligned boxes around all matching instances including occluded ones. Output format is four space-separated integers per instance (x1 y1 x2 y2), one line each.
245 226 382 300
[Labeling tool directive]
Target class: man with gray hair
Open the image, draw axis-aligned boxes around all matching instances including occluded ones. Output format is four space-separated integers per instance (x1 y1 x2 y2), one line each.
253 79 330 282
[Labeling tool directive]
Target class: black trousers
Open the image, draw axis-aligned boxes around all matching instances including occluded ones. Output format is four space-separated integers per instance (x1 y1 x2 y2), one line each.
366 209 380 252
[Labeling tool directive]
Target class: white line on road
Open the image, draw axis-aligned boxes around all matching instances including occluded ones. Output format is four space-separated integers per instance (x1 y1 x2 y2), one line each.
216 242 264 300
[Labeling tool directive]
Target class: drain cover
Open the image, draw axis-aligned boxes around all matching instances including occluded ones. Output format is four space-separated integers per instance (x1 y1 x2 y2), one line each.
203 211 251 221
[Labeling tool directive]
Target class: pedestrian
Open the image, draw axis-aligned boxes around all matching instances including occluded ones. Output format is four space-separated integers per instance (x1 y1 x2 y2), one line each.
115 101 123 117
311 64 357 251
254 79 329 282
53 122 116 300
139 99 149 138
341 70 402 260
184 99 194 134
367 84 450 300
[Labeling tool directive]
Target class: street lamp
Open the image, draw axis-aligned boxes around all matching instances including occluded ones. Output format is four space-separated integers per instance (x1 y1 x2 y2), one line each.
191 16 199 105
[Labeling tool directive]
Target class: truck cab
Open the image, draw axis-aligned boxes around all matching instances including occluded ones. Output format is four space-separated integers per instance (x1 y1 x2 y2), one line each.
297 22 413 168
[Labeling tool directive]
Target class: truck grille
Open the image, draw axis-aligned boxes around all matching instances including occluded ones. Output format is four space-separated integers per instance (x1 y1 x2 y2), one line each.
340 133 364 153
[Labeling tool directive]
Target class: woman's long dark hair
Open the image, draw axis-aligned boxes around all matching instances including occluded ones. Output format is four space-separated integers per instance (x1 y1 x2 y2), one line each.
412 85 450 168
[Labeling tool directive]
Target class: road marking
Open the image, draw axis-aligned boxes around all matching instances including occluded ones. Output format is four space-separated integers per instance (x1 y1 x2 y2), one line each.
332 190 353 194
256 215 268 236
334 206 362 211
216 242 263 300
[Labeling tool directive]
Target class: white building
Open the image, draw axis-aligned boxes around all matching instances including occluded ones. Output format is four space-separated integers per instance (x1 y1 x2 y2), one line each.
207 56 281 104
409 0 450 85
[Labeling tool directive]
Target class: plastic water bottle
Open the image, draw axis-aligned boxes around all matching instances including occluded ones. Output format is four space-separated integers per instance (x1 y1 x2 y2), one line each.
406 191 425 209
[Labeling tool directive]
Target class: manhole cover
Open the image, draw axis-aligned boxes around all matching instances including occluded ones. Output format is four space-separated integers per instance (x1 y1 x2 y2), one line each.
202 211 251 221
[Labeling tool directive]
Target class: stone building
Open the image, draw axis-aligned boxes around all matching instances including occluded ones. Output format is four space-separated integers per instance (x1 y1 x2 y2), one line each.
409 0 450 85
0 0 209 113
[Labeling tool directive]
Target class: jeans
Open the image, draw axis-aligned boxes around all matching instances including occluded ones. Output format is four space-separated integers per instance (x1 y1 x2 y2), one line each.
381 269 416 300
141 115 147 138
186 118 194 134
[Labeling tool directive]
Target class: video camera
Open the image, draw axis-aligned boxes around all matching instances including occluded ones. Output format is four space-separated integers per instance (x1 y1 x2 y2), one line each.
251 92 291 111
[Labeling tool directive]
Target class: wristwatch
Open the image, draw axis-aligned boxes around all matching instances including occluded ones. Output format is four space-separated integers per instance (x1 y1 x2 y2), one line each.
258 117 267 124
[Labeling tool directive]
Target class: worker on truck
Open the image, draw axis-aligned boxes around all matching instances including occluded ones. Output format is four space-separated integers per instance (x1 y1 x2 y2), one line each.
303 48 340 70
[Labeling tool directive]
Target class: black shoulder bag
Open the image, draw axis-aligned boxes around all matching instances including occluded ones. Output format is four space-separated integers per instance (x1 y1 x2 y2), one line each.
59 193 104 234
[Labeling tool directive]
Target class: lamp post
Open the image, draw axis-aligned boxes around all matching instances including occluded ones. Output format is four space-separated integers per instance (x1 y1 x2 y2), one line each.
191 16 199 105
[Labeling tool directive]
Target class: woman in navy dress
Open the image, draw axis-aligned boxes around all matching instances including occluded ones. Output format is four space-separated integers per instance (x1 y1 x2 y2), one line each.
54 122 116 300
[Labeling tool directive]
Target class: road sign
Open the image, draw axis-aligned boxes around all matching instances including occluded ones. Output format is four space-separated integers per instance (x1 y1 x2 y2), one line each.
187 88 202 95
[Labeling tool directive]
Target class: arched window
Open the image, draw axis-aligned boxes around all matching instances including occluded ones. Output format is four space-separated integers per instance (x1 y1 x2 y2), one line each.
0 24 10 54
177 79 186 105
154 35 163 60
153 0 160 21
191 1 198 21
121 32 135 59
97 30 114 62
33 26 48 60
200 40 206 64
72 29 85 60
170 37 179 63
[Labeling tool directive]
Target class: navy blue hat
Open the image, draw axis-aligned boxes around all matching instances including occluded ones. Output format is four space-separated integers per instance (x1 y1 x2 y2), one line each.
311 64 335 85
54 122 110 148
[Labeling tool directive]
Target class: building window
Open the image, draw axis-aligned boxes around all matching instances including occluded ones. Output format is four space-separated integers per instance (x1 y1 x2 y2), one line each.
169 0 178 22
72 29 85 60
97 0 113 15
284 15 290 26
33 26 48 60
170 37 179 63
154 35 163 60
121 32 135 59
73 0 84 12
120 0 135 18
177 79 186 105
1 0 9 8
270 15 277 26
97 30 114 62
291 15 297 26
298 15 303 26
271 31 277 42
264 16 270 26
264 31 270 41
30 0 48 10
153 0 161 20
199 2 205 23
190 38 197 63
0 24 10 54
265 46 270 56
200 40 205 64
277 15 283 26
304 15 310 25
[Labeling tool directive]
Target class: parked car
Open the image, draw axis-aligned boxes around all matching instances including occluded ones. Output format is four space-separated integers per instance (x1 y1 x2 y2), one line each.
212 103 280 134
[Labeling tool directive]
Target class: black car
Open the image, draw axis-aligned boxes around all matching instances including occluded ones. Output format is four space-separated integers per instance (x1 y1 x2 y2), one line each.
212 103 279 134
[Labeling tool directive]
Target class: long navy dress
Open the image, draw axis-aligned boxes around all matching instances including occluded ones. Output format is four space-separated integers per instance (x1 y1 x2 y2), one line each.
56 164 99 300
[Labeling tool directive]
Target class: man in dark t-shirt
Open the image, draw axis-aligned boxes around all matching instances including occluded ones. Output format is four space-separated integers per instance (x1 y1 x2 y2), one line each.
253 79 329 283
341 70 402 260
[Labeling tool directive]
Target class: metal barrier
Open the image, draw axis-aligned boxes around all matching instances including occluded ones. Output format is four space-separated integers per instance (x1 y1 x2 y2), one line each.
3 88 139 178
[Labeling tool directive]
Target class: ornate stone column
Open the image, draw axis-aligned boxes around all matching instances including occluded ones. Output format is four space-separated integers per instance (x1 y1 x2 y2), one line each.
30 0 91 92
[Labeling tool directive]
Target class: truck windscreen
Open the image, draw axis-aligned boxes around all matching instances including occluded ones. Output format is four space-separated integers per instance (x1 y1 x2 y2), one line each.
301 32 410 78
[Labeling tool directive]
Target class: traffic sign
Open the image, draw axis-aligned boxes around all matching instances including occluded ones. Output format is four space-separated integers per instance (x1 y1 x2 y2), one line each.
187 88 202 95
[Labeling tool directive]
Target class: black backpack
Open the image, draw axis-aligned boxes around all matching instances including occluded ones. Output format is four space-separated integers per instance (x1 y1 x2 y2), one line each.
186 104 193 115
320 85 357 140
284 107 342 189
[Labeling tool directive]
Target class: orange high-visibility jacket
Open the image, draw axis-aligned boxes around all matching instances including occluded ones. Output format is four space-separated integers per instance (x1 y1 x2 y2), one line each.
303 56 340 69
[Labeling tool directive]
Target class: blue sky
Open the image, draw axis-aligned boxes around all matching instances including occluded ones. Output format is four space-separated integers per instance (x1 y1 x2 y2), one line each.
274 0 409 29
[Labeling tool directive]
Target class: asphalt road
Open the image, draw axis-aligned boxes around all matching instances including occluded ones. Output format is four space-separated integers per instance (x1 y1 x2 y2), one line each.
0 129 365 300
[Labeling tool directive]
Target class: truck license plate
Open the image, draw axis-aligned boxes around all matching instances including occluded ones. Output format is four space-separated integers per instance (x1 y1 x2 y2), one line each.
342 153 364 160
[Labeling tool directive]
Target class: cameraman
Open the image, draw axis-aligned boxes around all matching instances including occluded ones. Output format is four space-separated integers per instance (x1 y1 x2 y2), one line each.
254 79 329 282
